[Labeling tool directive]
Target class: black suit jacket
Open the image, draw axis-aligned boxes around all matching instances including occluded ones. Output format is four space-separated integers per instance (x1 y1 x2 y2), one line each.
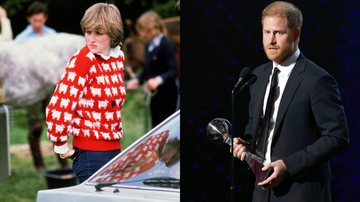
137 36 178 126
137 36 178 89
245 55 349 202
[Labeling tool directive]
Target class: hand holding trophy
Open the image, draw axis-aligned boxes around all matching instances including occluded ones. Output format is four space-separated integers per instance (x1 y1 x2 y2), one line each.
206 118 272 183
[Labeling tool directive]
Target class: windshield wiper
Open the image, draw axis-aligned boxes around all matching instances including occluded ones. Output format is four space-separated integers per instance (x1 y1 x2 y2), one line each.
95 182 118 192
143 177 180 189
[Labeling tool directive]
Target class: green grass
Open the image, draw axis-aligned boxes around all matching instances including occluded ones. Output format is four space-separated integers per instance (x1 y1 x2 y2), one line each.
0 88 150 202
0 155 49 202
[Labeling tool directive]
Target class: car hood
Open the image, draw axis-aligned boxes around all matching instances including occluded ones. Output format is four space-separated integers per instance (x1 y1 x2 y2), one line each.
37 183 179 202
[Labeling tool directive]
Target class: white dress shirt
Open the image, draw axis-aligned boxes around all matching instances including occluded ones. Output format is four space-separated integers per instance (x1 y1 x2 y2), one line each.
263 49 300 165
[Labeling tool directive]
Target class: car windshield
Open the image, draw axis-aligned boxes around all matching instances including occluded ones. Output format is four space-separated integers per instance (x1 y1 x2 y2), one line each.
86 110 180 189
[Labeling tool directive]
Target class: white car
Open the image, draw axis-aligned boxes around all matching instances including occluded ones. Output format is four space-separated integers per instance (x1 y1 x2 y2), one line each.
37 110 180 202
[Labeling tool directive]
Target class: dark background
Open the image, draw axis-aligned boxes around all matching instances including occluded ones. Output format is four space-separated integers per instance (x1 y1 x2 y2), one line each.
182 0 360 201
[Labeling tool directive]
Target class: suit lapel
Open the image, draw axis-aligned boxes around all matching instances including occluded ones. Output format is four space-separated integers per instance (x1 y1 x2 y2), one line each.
252 63 273 136
273 55 306 138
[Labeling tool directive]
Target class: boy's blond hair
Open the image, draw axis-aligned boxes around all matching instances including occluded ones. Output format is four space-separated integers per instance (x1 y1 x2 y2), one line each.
80 3 123 48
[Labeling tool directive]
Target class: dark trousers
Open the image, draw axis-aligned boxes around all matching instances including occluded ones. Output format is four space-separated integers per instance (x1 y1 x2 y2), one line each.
150 88 177 127
72 148 120 183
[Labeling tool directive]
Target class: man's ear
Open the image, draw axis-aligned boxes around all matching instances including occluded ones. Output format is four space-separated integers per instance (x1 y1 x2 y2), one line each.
293 27 301 41
44 14 48 22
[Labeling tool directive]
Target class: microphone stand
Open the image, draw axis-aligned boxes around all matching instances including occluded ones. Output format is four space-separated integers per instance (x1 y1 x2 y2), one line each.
231 86 251 202
230 87 237 202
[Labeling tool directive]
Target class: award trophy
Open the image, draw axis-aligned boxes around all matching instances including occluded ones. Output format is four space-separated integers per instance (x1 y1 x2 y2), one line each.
206 118 271 182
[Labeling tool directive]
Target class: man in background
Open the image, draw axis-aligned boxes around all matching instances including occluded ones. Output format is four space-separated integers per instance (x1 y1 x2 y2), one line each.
15 1 55 40
15 1 66 171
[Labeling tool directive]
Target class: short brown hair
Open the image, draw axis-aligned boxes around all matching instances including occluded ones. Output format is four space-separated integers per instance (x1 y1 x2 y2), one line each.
80 3 123 48
262 1 303 29
136 11 164 33
27 1 48 17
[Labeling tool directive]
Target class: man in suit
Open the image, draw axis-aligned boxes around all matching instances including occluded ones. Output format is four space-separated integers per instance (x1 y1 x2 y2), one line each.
232 1 349 201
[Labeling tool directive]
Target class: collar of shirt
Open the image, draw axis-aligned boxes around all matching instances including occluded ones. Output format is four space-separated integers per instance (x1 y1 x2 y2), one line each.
96 46 123 60
26 24 55 36
272 48 300 75
148 33 164 52
15 24 56 41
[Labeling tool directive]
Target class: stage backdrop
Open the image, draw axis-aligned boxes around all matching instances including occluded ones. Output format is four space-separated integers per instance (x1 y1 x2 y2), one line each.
182 0 360 201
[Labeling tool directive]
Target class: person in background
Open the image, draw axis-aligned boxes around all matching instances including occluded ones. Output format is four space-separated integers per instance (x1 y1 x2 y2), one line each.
232 1 349 201
0 6 12 102
46 2 126 183
126 11 178 127
15 1 55 41
0 6 12 41
14 1 65 171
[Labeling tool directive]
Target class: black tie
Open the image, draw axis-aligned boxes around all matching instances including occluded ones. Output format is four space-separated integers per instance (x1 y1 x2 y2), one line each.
255 67 280 159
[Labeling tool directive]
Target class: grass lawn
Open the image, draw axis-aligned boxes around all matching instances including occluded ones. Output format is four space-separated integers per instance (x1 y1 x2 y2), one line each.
0 89 151 202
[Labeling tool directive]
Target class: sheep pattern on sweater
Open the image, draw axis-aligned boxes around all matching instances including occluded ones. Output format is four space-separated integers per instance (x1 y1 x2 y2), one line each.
46 45 126 151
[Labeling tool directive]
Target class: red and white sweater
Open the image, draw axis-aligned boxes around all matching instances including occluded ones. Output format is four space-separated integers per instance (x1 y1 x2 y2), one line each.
46 45 126 153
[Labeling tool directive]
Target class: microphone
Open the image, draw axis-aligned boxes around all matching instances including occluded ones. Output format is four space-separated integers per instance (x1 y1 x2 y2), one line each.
239 74 257 91
233 66 251 90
